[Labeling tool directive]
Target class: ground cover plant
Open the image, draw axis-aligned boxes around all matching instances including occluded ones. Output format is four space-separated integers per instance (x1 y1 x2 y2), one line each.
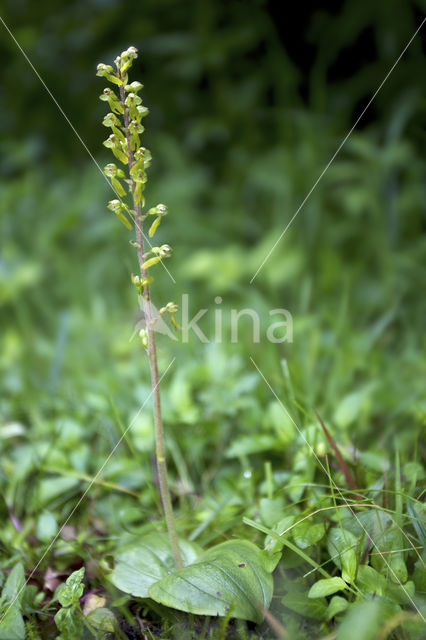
0 3 425 639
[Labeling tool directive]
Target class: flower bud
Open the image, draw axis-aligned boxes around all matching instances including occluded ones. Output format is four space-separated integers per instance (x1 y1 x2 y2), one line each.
96 63 113 77
129 120 144 134
125 46 138 59
103 134 117 148
99 88 113 101
102 113 120 127
107 199 121 212
159 244 172 258
103 163 117 177
136 105 149 118
125 81 144 93
156 204 168 216
125 93 142 107
139 328 148 348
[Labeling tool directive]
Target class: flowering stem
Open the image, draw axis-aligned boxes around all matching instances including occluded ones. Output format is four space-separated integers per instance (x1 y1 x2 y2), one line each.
119 81 183 570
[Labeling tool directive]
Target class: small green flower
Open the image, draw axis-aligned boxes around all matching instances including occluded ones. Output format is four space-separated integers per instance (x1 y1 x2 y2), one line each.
102 112 121 128
96 63 114 77
99 88 124 114
125 81 144 93
125 93 142 107
152 244 172 258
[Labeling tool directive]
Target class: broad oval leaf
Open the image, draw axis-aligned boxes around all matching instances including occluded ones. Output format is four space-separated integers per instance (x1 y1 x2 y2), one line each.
293 521 325 550
326 595 348 620
2 563 25 603
0 604 25 640
308 577 347 599
110 533 201 598
282 589 327 620
356 564 386 596
148 540 275 623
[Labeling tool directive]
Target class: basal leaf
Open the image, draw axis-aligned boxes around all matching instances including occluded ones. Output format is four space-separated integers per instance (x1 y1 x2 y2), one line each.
308 577 347 598
336 598 399 640
0 604 25 640
110 533 202 598
356 565 386 596
282 589 327 620
2 563 25 603
293 521 325 550
260 497 285 528
326 595 348 620
87 607 117 632
148 540 275 623
55 567 85 607
54 606 84 640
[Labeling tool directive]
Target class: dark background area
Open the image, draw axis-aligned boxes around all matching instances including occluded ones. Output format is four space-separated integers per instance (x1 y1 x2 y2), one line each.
1 0 425 169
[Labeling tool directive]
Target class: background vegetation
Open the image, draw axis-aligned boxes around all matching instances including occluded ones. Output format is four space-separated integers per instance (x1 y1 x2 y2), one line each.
0 1 425 638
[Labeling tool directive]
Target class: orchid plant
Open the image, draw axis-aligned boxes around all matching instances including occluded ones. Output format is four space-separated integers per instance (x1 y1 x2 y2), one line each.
97 46 182 568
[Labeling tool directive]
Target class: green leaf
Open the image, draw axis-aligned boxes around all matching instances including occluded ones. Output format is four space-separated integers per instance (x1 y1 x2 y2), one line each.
356 565 386 596
292 521 325 550
264 515 295 553
110 533 201 598
226 434 278 457
87 607 116 632
340 509 392 558
413 558 426 593
388 553 408 584
2 563 25 603
54 606 84 640
35 476 80 508
148 540 274 623
55 568 85 607
308 577 347 598
336 598 399 640
333 391 363 428
385 580 416 606
326 595 348 620
282 589 327 620
0 604 25 640
36 510 58 542
327 527 358 583
260 497 284 528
